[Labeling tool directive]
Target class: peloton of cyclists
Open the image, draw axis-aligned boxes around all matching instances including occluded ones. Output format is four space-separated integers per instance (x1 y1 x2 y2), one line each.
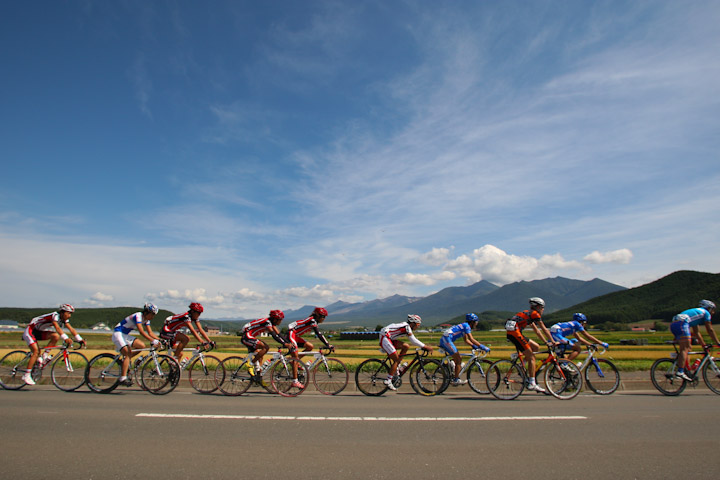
112 302 163 386
670 300 719 382
439 313 490 386
21 304 86 385
505 297 554 393
161 302 214 367
379 314 433 391
550 313 609 364
286 307 334 388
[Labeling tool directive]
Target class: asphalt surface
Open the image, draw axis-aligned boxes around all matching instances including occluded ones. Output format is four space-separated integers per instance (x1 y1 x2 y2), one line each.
2 382 720 480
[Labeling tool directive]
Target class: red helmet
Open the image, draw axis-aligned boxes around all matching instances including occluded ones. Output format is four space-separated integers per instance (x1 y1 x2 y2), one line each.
313 307 328 317
269 309 284 321
189 302 204 313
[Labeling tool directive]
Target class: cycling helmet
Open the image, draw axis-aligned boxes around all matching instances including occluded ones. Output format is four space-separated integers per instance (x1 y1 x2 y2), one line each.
143 302 159 314
407 314 422 324
466 313 479 323
313 307 328 317
269 309 285 321
58 304 75 313
698 300 716 311
573 313 587 323
529 297 545 308
189 302 204 313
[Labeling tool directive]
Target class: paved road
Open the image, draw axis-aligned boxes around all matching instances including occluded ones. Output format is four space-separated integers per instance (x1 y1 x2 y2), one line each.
1 385 719 480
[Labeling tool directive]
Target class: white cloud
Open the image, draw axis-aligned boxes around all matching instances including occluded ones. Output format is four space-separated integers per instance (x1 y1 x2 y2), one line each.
584 249 633 265
84 291 115 307
418 247 452 266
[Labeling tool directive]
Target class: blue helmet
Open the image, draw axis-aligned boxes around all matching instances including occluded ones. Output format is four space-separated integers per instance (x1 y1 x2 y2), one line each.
466 313 479 323
143 302 159 314
573 313 587 323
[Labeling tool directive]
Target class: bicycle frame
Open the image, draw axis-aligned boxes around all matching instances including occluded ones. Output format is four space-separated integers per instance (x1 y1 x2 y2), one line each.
438 347 489 377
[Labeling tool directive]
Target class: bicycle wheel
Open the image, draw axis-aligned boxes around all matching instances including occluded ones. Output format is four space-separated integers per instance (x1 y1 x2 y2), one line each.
270 358 308 397
584 358 620 395
355 359 390 396
216 356 253 396
141 354 180 395
486 359 525 400
188 355 222 394
0 350 32 390
650 358 686 396
410 359 447 396
702 359 720 394
85 353 122 393
312 357 348 395
50 351 88 392
467 358 494 395
545 360 582 399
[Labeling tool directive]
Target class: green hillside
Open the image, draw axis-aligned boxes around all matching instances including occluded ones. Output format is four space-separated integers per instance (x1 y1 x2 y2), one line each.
544 270 720 325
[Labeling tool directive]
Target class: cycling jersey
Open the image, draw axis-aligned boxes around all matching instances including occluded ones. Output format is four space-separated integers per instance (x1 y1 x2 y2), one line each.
379 322 425 355
439 323 472 354
29 312 68 331
506 309 543 351
550 320 584 344
287 316 330 348
241 317 285 350
162 312 194 334
114 312 151 334
671 307 713 339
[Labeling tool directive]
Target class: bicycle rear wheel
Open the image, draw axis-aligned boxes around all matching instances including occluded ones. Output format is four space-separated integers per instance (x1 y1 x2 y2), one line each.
141 355 180 395
702 359 720 394
584 358 620 395
410 359 447 396
0 350 32 390
188 355 222 394
355 359 390 396
86 353 122 393
271 358 308 397
467 358 494 395
312 358 349 395
50 351 88 392
650 358 686 396
487 359 525 400
544 360 582 399
216 356 253 396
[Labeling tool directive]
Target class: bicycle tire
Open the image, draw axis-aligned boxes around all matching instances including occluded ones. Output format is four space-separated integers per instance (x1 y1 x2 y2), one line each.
0 350 32 390
355 359 390 396
410 359 446 396
188 354 222 394
141 354 180 395
50 351 88 392
434 361 452 394
312 357 348 395
650 358 686 396
702 358 720 394
466 358 493 395
216 356 253 396
271 358 308 397
584 358 620 395
487 359 525 400
544 360 582 399
85 353 122 393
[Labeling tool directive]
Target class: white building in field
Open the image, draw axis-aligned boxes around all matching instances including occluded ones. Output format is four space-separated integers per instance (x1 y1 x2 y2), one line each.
0 320 20 330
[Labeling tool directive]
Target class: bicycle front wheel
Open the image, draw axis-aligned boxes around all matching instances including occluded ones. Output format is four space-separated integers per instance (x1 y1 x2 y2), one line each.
50 351 88 392
650 358 686 396
216 356 252 396
141 355 180 395
486 359 525 400
544 360 582 399
0 350 32 390
355 359 390 396
467 358 494 395
584 359 620 395
270 358 308 397
189 355 222 394
410 359 447 396
702 358 720 394
85 353 122 393
312 358 349 395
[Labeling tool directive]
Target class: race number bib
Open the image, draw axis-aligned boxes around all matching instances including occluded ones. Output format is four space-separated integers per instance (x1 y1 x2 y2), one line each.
505 320 517 331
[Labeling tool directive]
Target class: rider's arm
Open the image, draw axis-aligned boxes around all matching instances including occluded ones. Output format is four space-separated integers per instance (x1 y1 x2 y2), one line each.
137 323 160 346
64 322 85 345
269 326 289 347
532 321 551 344
463 333 481 348
704 323 720 346
407 332 430 351
187 321 208 344
51 320 73 345
311 325 331 348
579 331 603 346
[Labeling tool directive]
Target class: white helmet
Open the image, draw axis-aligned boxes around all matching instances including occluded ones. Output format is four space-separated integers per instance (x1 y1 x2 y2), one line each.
143 302 159 314
529 297 545 308
407 314 422 324
699 300 716 311
58 304 75 313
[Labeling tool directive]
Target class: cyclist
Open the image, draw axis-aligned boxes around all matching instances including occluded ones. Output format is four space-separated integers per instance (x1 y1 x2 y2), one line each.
161 302 213 367
112 303 163 386
240 309 292 379
286 307 334 388
505 297 554 393
379 314 433 391
21 304 86 385
438 313 490 386
550 313 608 363
670 300 719 381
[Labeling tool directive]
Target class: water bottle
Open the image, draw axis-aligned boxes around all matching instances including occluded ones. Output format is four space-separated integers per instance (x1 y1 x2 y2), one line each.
399 362 408 374
690 358 701 373
262 360 271 371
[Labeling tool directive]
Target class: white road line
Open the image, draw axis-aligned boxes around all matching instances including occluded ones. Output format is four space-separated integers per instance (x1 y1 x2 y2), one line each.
136 413 586 421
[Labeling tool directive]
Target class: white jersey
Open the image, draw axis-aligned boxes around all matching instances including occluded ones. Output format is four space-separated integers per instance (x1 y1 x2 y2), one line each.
380 322 425 348
114 312 150 335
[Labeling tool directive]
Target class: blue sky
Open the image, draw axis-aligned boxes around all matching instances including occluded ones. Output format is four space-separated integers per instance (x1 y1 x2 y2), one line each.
1 1 719 318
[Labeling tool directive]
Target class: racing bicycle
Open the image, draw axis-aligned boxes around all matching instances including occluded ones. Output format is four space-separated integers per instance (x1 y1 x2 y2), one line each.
169 342 223 394
650 343 720 396
355 348 448 396
568 344 620 395
297 347 349 395
0 342 88 392
216 349 308 397
436 346 493 395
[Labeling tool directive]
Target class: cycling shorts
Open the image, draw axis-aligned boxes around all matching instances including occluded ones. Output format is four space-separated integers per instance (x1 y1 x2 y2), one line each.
159 330 178 346
242 335 265 353
439 335 458 355
380 335 404 355
112 331 137 352
670 320 691 339
286 331 308 349
506 330 531 351
22 326 54 346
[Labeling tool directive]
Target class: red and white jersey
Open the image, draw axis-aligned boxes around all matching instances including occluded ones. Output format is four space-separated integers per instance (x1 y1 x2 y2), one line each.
288 316 318 336
163 312 192 333
29 312 67 331
380 322 425 348
242 317 273 339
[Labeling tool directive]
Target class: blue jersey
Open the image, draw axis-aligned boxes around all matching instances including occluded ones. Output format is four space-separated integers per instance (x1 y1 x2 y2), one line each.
678 308 712 327
114 312 150 334
442 322 472 342
550 320 585 337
